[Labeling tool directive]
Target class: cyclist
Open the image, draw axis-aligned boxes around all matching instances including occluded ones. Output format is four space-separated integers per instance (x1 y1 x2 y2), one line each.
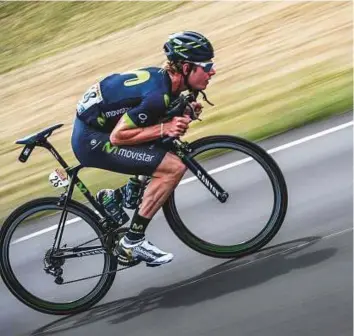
71 31 216 267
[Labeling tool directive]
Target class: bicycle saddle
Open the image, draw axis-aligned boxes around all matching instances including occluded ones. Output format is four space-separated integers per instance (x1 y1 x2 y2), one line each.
16 124 64 145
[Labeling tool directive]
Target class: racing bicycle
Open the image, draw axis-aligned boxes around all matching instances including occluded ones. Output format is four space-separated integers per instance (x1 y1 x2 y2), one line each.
0 96 288 315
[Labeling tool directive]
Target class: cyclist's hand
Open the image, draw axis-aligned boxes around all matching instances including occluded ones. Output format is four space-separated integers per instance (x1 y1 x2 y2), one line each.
164 116 191 137
184 101 203 119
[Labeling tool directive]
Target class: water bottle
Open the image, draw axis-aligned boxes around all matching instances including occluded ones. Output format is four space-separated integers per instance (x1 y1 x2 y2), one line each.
96 189 130 227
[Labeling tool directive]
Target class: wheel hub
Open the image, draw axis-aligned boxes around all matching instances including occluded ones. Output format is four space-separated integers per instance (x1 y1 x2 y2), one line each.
43 248 65 284
44 248 65 268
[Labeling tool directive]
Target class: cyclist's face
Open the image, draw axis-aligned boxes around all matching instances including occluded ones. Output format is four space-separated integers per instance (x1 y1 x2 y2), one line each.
187 61 216 90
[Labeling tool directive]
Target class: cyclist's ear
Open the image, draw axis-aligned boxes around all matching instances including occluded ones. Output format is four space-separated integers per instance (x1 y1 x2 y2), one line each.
182 63 191 76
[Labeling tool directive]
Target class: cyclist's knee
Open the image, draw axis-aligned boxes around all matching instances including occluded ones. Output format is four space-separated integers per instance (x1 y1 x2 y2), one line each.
173 160 187 178
155 153 186 180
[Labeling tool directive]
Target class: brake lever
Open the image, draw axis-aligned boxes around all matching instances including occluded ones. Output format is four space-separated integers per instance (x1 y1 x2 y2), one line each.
186 103 202 121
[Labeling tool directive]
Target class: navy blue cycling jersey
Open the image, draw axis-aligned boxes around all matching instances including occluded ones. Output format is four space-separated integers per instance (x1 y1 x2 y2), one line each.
76 67 178 133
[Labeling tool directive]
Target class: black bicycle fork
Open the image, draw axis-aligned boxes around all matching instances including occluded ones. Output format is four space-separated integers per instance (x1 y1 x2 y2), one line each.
182 155 229 203
167 139 229 203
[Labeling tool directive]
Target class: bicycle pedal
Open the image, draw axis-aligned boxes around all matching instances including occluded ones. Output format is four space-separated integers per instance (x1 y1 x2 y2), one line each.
117 255 140 267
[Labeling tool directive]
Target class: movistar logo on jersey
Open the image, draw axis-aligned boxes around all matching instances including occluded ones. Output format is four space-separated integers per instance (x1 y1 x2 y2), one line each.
118 149 155 162
102 142 119 154
97 112 106 126
105 107 131 118
102 142 155 162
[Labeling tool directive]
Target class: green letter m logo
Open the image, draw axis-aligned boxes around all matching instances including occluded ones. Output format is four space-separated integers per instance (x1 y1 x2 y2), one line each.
102 141 118 154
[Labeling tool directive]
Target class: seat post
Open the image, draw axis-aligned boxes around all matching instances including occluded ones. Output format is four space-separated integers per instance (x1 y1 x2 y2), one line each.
41 140 70 170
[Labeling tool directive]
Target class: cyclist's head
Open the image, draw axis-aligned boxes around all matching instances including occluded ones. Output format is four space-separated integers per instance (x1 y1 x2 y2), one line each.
163 31 214 63
163 31 215 92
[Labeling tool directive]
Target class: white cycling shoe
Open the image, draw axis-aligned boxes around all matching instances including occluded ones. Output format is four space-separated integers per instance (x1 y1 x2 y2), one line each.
116 236 174 267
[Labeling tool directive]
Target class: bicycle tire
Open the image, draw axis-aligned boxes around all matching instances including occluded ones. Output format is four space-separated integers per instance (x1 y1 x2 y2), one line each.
0 197 118 315
163 135 288 259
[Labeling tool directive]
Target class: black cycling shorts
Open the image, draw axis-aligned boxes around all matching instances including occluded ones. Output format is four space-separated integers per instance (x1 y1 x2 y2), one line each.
71 117 167 176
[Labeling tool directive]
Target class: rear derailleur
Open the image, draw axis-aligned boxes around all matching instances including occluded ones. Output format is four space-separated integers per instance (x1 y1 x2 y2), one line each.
43 248 65 285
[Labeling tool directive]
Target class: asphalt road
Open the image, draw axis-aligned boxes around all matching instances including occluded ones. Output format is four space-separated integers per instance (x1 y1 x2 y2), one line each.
0 112 352 336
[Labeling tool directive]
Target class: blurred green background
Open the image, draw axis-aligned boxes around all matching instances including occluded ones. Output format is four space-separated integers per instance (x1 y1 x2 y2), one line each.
0 1 352 223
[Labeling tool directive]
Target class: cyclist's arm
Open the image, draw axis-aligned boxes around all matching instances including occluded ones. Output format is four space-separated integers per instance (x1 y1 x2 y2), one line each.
109 116 162 146
109 93 163 145
110 92 193 145
110 113 191 145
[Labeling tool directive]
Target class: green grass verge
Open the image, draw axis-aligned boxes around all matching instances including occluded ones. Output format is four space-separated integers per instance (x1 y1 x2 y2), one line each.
1 68 351 224
0 1 352 224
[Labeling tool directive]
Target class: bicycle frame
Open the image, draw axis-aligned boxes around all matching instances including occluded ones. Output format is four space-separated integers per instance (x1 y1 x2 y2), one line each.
40 137 229 211
21 135 229 262
23 140 110 261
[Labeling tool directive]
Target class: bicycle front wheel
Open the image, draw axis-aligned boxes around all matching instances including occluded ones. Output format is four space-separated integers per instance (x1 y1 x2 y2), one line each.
0 197 117 315
163 135 288 259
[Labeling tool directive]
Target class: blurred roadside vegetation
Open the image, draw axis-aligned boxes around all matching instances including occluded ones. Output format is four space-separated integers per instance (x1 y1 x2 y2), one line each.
0 1 352 222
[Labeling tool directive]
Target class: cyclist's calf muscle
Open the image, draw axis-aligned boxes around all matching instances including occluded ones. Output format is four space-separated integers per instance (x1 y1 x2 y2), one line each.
139 153 187 219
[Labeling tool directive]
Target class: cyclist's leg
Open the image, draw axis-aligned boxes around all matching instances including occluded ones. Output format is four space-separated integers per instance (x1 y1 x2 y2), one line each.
71 118 180 266
117 152 185 266
138 153 186 218
71 118 168 175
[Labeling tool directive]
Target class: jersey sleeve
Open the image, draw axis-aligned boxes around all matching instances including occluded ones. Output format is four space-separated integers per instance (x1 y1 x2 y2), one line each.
122 92 169 128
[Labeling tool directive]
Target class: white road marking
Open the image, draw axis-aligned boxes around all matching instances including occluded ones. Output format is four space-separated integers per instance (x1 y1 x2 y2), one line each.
12 121 353 243
180 121 353 184
12 217 82 244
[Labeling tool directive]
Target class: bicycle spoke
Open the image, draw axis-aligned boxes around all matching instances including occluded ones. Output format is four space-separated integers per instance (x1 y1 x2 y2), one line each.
164 136 287 258
1 199 117 313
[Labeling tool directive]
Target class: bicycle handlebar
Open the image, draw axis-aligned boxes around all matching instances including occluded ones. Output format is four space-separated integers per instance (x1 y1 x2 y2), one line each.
162 92 200 145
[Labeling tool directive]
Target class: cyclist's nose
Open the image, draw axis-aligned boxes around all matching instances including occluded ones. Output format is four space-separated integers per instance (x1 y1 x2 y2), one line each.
209 68 216 76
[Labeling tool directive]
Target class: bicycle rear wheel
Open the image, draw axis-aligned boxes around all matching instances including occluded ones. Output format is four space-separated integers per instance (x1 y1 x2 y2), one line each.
163 135 288 259
0 197 117 315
